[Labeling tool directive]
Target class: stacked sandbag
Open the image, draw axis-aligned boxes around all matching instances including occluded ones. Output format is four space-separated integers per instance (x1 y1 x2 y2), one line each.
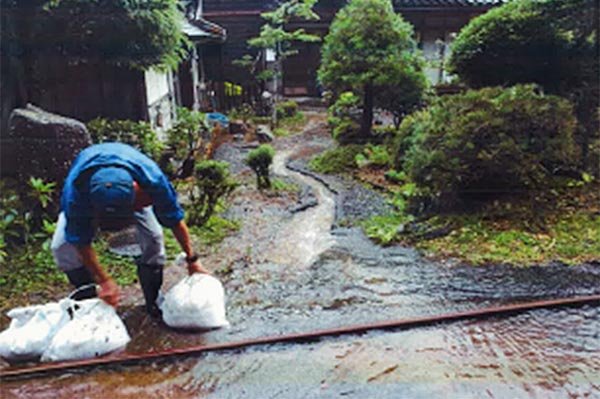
161 273 229 330
0 301 69 361
0 297 130 363
41 298 130 362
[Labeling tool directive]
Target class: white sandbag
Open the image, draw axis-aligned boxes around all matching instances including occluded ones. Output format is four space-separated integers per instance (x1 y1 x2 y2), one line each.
0 301 69 361
41 298 130 362
161 273 230 329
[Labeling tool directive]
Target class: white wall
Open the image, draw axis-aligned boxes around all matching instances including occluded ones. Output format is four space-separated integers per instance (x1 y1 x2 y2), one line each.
144 69 176 137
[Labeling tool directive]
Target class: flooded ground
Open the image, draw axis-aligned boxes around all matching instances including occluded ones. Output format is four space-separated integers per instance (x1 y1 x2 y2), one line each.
2 113 599 398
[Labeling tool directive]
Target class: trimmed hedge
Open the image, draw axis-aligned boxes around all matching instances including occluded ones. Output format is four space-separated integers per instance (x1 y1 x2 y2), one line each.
246 144 275 189
396 85 578 207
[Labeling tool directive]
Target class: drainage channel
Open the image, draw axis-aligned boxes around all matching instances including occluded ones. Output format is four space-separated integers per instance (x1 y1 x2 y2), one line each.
2 294 598 381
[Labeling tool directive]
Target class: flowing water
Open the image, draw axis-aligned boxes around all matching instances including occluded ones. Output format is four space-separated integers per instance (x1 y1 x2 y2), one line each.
265 150 336 269
2 137 599 398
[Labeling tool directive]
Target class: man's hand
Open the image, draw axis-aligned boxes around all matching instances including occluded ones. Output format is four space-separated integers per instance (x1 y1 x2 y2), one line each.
188 260 210 275
98 278 120 307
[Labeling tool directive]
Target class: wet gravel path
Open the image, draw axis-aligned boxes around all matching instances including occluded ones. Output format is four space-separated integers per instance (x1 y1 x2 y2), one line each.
3 110 600 399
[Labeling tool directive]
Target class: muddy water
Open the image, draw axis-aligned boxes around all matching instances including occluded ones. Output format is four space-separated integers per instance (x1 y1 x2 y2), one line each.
3 132 600 397
265 150 336 269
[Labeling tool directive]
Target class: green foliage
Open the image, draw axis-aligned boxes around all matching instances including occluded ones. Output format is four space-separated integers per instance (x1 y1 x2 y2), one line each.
319 0 417 90
0 238 68 315
418 212 600 265
319 0 425 136
355 144 391 169
327 92 361 143
277 110 306 136
448 0 598 171
246 0 321 91
0 175 58 308
186 160 237 227
374 57 429 128
273 128 291 137
449 0 596 94
384 169 408 184
87 118 164 161
229 103 255 124
449 0 571 91
309 145 364 174
275 100 299 119
361 212 414 245
248 0 321 59
270 178 300 193
4 0 190 70
251 116 272 125
246 145 275 189
0 178 57 259
397 85 578 208
164 108 209 178
95 237 140 286
189 215 241 247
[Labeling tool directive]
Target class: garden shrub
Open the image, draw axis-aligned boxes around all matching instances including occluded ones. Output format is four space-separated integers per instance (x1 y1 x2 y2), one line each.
87 118 164 161
0 177 57 262
397 85 578 208
318 0 424 138
328 92 361 144
309 144 364 174
163 108 210 179
275 100 299 119
355 144 391 169
185 160 237 227
448 0 570 91
246 144 275 189
229 103 255 124
449 0 596 94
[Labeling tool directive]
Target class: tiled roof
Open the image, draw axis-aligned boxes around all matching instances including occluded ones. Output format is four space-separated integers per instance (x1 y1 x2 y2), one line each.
183 17 227 43
394 0 503 7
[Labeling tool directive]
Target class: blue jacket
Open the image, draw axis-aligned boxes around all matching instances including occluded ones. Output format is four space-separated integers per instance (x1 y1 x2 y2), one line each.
61 143 184 245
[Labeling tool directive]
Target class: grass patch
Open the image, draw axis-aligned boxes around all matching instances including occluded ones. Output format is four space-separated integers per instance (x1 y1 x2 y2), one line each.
95 237 141 286
361 213 414 245
309 144 364 174
273 127 290 137
272 112 306 137
270 178 301 193
0 241 69 311
358 180 600 266
417 212 600 265
189 214 241 247
279 112 305 132
250 116 271 125
0 235 139 318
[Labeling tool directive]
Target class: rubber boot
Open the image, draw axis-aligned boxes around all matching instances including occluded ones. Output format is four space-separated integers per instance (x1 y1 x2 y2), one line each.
136 263 163 317
65 267 97 300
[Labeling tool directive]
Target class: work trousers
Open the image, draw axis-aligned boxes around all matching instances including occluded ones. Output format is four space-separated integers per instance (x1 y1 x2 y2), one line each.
51 206 166 272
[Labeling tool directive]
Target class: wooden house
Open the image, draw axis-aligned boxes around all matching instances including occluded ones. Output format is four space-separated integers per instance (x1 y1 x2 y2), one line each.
0 3 225 136
201 0 503 98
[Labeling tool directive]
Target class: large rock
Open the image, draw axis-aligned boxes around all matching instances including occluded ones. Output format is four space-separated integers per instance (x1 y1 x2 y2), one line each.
256 125 274 143
229 120 249 136
4 105 92 183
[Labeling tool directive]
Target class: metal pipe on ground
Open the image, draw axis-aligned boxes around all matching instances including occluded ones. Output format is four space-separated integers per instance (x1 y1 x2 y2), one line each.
2 294 599 381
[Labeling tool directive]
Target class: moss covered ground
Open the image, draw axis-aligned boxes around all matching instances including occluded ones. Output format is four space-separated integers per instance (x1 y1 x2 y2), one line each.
360 179 600 266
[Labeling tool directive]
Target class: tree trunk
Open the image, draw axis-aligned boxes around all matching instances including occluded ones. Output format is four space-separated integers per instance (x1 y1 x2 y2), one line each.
360 82 374 139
